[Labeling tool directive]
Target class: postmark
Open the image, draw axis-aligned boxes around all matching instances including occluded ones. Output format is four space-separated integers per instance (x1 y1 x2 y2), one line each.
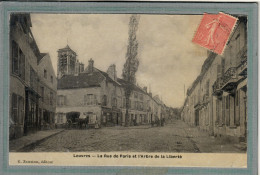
192 12 238 55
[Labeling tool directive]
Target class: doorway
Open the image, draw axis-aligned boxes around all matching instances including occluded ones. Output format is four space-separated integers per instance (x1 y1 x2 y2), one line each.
195 109 199 126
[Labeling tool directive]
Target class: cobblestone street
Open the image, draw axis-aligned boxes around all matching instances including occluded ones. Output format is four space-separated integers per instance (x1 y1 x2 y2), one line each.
29 119 246 153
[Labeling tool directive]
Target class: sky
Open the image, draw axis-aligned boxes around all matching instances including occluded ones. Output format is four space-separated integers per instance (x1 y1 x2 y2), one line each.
30 14 207 108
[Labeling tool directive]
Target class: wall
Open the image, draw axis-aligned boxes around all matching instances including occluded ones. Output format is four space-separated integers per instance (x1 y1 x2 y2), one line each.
56 87 102 125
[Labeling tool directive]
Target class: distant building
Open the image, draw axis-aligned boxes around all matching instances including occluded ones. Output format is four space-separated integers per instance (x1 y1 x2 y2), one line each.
9 14 57 139
181 17 247 142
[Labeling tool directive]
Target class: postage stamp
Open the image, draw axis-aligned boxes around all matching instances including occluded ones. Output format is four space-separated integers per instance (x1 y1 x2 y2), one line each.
192 12 238 55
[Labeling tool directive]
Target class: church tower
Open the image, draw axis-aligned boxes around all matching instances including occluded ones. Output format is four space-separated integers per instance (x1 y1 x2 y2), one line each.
57 45 77 79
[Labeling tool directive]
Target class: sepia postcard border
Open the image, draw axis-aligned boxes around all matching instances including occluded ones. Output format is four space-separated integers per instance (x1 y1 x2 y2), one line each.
0 2 258 175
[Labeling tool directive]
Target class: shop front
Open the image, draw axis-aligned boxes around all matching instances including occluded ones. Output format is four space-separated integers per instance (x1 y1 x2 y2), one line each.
24 87 40 135
102 107 122 126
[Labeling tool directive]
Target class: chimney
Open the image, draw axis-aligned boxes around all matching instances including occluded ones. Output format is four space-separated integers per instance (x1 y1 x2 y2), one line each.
107 64 117 81
88 58 94 73
143 86 147 93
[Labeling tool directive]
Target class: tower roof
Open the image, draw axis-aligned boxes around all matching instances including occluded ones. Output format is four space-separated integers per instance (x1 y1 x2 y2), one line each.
58 45 77 55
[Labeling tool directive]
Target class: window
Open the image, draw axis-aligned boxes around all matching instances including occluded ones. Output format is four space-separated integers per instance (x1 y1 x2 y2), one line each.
235 91 240 126
12 41 25 80
236 90 239 106
118 98 122 108
139 94 143 101
206 80 210 95
112 98 117 107
84 94 97 105
40 87 44 102
60 115 63 123
102 95 107 106
123 98 126 108
51 76 53 83
57 95 66 106
221 58 225 75
226 95 229 109
44 69 47 79
50 92 53 105
30 67 38 90
147 100 151 111
11 94 18 124
57 113 63 123
129 100 132 109
225 96 230 126
134 92 138 98
140 102 143 111
134 101 138 110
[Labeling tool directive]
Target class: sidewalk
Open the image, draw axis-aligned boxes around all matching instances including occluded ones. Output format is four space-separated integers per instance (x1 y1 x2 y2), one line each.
9 129 64 152
178 120 247 153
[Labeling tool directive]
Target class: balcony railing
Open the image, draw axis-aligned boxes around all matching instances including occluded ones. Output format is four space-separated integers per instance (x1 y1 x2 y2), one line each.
222 67 237 85
221 67 238 93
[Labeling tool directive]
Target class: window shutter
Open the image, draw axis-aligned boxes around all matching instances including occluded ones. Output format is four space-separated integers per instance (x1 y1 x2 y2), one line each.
19 51 25 80
94 95 97 105
64 96 67 106
226 96 230 126
222 96 225 125
235 91 240 126
12 93 18 123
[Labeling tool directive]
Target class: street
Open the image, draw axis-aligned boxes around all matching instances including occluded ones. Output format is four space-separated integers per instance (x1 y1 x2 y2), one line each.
30 119 246 153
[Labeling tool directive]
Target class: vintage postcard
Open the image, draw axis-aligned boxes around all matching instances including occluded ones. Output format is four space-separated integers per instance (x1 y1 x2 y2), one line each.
0 1 258 175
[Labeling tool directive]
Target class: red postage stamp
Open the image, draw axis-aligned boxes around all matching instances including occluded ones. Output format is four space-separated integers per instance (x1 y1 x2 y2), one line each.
192 12 238 55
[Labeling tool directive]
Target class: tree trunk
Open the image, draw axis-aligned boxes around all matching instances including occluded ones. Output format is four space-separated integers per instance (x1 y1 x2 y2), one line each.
125 96 130 127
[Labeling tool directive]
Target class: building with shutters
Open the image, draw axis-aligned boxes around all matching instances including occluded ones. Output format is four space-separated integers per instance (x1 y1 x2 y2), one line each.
181 16 247 142
9 13 57 139
38 53 57 130
55 47 166 127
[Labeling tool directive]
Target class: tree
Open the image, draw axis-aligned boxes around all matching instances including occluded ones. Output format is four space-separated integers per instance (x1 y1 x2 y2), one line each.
122 15 140 126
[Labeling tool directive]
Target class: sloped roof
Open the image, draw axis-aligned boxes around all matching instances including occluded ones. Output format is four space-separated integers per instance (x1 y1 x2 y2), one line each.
84 66 120 86
58 45 77 55
57 72 104 89
97 70 120 86
37 53 47 63
117 78 151 97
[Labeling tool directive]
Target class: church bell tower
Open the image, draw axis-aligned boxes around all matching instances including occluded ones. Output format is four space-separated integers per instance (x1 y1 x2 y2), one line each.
57 45 77 79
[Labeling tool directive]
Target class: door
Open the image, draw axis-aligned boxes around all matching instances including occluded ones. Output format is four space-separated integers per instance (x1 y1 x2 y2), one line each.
195 110 199 126
116 113 119 125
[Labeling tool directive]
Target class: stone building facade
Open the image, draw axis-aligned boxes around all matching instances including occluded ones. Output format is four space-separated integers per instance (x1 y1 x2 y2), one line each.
38 53 57 129
56 46 166 127
181 17 247 142
9 14 57 139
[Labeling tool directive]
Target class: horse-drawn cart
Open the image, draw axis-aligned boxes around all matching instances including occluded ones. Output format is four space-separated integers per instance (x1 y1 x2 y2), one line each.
66 112 89 129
